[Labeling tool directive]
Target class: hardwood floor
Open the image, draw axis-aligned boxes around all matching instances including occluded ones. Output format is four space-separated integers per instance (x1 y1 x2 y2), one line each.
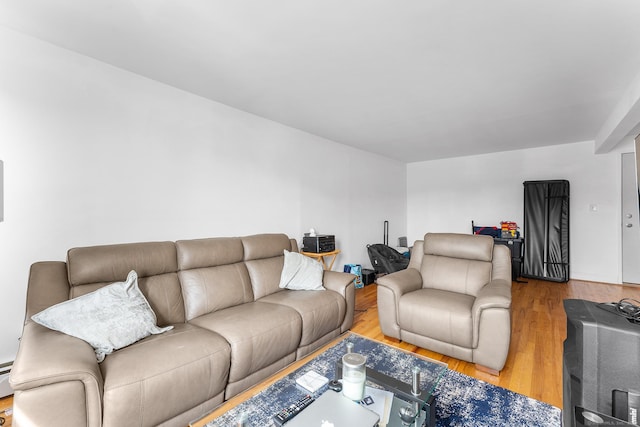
1 277 638 426
0 393 11 427
351 278 640 409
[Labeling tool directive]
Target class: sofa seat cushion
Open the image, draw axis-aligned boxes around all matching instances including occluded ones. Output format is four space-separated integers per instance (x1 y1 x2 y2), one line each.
100 323 230 427
398 288 475 348
189 301 301 383
259 289 345 347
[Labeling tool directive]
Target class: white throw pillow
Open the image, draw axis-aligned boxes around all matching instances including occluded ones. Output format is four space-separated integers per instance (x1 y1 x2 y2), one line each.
31 270 173 362
279 250 325 291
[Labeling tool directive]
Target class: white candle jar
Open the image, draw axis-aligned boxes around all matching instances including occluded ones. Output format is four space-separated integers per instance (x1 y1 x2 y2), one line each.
342 353 366 400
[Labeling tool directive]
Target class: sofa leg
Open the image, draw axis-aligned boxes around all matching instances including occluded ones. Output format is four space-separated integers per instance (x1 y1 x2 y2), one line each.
475 364 500 376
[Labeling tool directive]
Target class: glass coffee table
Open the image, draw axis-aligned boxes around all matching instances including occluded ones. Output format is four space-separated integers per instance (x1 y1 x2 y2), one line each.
335 345 448 427
195 334 448 427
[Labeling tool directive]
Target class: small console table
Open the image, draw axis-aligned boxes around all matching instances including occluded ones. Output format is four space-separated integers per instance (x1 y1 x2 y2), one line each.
493 237 524 281
300 249 341 271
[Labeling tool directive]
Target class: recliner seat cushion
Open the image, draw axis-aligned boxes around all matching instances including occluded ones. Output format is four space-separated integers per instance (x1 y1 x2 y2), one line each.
100 323 230 427
189 301 301 383
398 288 474 348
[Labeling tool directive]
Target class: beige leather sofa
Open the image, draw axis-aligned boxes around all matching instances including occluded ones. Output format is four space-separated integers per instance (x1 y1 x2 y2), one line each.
10 233 355 427
377 233 512 374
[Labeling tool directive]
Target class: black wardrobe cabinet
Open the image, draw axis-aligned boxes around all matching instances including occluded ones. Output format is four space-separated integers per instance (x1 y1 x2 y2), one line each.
522 180 570 282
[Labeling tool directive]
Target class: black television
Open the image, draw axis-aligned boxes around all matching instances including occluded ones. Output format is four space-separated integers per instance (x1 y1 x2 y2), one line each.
563 299 640 426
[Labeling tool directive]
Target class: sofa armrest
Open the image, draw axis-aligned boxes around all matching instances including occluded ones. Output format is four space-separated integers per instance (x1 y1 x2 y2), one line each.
10 322 104 426
10 322 104 391
11 260 104 425
471 278 512 346
323 270 356 332
376 268 423 339
24 261 73 320
322 270 354 295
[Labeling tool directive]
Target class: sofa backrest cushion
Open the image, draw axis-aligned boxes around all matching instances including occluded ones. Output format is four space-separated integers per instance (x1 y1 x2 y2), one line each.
242 234 293 300
176 237 254 321
421 233 494 297
66 241 184 326
176 237 244 270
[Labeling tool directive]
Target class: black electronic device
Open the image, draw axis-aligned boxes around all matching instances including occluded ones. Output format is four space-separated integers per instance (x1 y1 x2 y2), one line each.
613 389 640 423
362 269 376 286
328 379 342 392
563 299 640 427
302 235 335 253
574 406 637 426
273 394 315 426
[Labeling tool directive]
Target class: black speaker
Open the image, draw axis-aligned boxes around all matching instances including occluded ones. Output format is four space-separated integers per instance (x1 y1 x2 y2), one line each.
362 269 375 285
302 235 335 253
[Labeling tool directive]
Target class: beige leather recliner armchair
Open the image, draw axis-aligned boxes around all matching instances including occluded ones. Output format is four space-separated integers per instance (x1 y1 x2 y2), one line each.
377 233 512 374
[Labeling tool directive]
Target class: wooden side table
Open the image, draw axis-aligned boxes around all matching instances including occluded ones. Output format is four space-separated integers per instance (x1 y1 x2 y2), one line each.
300 249 341 271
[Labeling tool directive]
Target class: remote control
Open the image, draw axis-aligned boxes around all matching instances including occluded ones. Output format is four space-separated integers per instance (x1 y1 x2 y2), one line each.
272 394 315 426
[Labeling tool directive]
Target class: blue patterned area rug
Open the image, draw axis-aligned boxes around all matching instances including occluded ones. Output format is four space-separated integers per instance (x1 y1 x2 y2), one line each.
204 333 561 426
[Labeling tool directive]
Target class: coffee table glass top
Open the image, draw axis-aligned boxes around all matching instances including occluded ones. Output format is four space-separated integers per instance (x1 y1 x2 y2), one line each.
335 341 448 427
198 333 449 427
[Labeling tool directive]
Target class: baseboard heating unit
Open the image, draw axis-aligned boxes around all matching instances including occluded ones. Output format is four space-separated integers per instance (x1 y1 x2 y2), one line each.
0 361 13 398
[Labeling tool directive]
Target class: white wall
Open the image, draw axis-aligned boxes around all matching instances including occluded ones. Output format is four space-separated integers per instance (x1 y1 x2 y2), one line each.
407 141 625 284
0 27 406 364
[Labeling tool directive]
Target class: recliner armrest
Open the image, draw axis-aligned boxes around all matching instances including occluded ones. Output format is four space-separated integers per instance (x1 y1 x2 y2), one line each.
376 267 423 296
376 268 423 339
473 278 511 311
471 279 512 347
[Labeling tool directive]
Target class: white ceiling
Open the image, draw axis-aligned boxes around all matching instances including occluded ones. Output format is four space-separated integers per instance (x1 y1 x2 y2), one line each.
2 0 640 162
